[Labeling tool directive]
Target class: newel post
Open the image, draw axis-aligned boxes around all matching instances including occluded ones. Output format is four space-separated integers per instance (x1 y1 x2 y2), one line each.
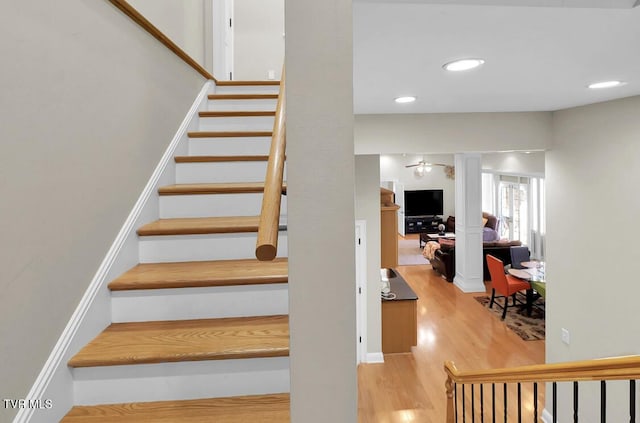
445 375 455 423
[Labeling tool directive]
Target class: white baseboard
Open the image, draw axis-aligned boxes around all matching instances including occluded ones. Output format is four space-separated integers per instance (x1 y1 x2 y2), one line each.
366 352 385 364
15 81 213 423
541 408 553 423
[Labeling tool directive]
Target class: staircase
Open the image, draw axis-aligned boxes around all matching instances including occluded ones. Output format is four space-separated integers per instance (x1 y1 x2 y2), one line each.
61 80 290 421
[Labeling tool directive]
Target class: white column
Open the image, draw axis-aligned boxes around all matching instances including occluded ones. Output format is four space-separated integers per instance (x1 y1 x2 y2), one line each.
453 153 486 293
286 0 357 422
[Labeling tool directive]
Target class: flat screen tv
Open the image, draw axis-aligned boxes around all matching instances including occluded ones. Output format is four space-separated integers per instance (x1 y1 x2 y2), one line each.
404 189 443 217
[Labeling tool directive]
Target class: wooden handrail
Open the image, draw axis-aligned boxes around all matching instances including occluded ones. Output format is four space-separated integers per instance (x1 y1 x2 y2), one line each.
255 67 286 261
444 355 640 422
108 0 216 81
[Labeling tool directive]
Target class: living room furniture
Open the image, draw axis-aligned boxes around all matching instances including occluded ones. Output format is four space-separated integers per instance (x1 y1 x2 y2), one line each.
510 246 531 269
381 188 400 268
406 215 442 234
430 239 524 282
382 272 418 353
420 232 455 248
487 255 531 320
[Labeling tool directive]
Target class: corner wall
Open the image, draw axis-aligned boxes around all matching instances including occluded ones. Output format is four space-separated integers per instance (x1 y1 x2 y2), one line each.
546 95 640 420
0 2 205 420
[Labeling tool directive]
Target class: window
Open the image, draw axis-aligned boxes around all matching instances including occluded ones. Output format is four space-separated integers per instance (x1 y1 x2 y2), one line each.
482 172 545 259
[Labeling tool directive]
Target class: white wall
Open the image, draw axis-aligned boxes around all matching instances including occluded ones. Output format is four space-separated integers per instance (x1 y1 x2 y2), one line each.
380 154 456 218
128 0 208 69
0 1 205 421
234 0 285 80
355 156 382 356
355 112 552 154
482 151 545 175
546 95 640 421
286 0 357 420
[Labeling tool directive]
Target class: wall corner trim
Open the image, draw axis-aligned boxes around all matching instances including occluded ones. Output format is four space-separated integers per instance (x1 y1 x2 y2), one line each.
365 352 385 364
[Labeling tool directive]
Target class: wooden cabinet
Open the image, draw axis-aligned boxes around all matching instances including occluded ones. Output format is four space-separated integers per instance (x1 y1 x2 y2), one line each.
380 188 399 268
382 276 418 354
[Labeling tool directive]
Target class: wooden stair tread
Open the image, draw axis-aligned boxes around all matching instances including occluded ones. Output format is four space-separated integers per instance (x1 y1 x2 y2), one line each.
216 80 281 86
109 258 288 291
68 315 289 368
188 131 272 138
208 94 278 100
174 155 269 163
137 216 261 236
199 111 276 117
158 182 287 196
61 394 290 422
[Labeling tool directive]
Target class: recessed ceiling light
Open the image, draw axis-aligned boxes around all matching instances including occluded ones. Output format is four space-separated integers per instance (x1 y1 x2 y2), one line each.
395 96 416 104
443 58 485 72
588 80 626 89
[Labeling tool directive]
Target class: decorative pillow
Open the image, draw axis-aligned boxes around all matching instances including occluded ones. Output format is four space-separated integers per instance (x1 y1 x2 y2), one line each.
446 216 455 233
482 217 489 227
482 227 499 242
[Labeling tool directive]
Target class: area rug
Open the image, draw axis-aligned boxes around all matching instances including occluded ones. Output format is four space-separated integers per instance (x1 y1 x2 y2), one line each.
398 238 430 266
474 296 545 341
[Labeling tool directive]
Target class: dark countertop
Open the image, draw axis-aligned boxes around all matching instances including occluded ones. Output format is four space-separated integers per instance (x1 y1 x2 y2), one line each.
385 272 418 301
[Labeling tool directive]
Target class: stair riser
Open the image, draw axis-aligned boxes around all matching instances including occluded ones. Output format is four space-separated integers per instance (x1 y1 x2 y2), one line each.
160 194 288 219
214 85 279 95
207 99 277 111
111 284 288 322
188 137 272 156
138 231 288 263
175 161 272 184
198 116 275 132
72 357 290 405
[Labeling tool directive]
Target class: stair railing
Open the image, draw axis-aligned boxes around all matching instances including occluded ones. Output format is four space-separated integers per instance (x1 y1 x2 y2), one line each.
108 0 215 81
445 355 640 422
255 67 286 261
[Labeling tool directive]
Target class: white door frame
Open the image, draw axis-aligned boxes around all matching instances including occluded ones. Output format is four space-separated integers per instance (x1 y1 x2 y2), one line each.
212 0 234 80
355 220 367 364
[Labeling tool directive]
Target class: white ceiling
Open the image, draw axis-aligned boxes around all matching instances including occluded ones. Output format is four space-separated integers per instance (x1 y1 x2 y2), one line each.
353 0 640 114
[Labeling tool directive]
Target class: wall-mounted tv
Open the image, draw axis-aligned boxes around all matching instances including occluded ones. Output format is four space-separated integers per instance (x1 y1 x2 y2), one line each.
404 189 444 217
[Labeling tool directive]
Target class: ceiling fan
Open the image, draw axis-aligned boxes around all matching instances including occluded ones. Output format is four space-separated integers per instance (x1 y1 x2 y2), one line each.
405 159 455 179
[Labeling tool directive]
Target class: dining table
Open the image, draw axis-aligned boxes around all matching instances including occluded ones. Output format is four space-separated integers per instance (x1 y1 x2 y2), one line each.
507 261 546 315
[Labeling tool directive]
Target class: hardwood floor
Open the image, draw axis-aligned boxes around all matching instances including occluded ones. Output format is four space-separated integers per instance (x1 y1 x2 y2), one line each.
358 235 545 422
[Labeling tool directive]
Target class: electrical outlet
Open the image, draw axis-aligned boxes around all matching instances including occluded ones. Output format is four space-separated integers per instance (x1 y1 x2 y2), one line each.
561 328 570 345
267 70 276 80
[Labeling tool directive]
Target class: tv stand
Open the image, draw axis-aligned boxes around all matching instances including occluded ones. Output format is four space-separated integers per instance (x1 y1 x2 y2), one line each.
405 215 442 234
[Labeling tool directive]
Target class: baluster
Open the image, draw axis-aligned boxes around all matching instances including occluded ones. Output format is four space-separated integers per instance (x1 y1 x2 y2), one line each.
455 383 459 423
601 381 606 423
504 383 508 423
573 381 579 423
481 384 484 423
553 382 557 423
517 383 521 423
533 382 538 423
472 384 475 423
492 384 496 423
463 384 466 423
631 380 636 423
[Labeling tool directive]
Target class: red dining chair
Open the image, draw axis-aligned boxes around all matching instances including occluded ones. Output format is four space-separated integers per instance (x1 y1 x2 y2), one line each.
486 254 531 320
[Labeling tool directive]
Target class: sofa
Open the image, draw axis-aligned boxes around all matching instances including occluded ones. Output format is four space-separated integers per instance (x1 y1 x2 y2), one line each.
430 213 524 282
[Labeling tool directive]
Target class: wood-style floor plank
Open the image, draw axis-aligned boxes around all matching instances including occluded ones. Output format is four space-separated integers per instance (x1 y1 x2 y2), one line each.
68 315 289 368
136 216 260 236
108 258 288 291
358 234 545 422
61 393 290 422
